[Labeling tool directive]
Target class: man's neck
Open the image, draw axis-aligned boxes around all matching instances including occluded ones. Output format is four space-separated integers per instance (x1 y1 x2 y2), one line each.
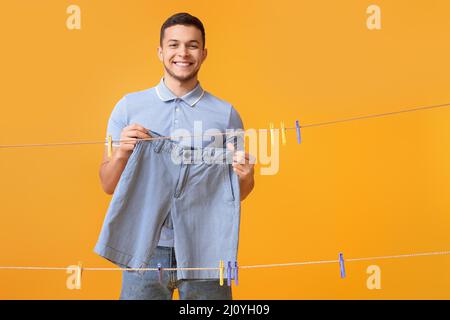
163 75 199 97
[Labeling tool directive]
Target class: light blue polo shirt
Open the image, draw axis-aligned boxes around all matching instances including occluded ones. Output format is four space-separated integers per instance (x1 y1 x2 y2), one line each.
104 77 244 247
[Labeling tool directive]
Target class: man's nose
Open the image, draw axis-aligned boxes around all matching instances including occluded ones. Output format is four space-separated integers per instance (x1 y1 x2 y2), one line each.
177 45 189 56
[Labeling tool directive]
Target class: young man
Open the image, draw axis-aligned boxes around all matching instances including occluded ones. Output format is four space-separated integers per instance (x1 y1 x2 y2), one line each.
97 13 255 300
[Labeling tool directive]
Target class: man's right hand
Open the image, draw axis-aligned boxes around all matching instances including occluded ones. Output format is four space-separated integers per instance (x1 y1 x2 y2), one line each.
116 124 152 159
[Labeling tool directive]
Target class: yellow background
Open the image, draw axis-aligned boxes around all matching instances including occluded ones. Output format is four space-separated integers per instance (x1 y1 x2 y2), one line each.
0 0 449 299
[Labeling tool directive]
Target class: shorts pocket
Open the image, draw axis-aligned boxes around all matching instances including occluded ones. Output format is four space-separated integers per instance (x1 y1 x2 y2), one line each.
120 141 144 179
174 164 190 198
222 165 235 202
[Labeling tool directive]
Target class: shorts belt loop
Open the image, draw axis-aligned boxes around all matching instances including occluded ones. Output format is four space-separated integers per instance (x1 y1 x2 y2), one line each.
204 148 214 166
153 138 165 153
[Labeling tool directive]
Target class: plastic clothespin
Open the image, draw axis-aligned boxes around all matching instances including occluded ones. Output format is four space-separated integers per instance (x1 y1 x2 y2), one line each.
234 261 239 286
295 120 301 144
107 135 113 158
157 263 163 284
75 261 83 289
339 253 346 278
269 123 275 148
280 121 287 145
227 261 232 286
219 260 224 286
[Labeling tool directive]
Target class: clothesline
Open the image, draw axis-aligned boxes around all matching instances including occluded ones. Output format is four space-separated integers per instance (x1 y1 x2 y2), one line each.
0 101 449 149
1 102 448 289
0 250 448 272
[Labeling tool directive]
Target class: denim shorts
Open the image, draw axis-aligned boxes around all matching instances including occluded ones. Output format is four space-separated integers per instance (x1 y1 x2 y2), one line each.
94 130 241 280
119 246 232 300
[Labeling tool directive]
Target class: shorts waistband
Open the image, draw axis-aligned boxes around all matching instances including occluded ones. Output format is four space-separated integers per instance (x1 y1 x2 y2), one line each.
144 129 235 164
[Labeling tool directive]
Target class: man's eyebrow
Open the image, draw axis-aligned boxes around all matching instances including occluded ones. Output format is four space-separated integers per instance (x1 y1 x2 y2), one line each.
167 39 200 43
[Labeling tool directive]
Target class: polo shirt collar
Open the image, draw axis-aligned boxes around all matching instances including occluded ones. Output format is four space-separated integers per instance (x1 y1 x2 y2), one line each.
155 77 205 107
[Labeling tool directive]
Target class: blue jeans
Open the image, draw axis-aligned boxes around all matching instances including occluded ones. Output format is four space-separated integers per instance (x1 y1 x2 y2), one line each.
119 246 233 300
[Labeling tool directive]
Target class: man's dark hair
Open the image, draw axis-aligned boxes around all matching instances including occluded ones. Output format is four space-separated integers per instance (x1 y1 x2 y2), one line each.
160 12 206 49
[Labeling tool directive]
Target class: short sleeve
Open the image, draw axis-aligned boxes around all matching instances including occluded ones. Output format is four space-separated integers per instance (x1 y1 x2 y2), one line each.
105 96 128 147
228 106 244 130
224 106 245 150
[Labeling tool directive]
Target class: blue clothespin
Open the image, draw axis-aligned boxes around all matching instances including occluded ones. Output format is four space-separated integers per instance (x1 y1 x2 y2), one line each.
295 120 301 144
339 253 346 278
157 263 163 284
234 261 239 285
227 261 232 286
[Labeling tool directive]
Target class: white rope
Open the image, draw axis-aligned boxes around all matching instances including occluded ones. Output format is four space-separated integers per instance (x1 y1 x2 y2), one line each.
0 250 448 272
1 102 449 149
345 250 450 262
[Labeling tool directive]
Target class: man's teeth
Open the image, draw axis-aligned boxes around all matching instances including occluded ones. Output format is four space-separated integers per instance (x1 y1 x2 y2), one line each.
174 62 191 66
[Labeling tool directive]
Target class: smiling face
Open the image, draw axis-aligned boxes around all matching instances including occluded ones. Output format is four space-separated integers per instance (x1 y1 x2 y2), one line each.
158 24 207 83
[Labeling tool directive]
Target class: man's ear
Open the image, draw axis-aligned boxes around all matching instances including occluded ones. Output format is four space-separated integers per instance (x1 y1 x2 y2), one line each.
202 48 208 62
157 47 163 62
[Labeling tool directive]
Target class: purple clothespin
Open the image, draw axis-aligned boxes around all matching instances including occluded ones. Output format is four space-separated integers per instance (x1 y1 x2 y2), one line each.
157 263 163 284
339 253 346 278
295 120 301 144
227 261 232 286
234 261 239 285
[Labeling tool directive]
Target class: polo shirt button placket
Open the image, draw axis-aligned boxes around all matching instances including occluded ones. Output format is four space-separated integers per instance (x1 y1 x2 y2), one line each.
174 99 180 127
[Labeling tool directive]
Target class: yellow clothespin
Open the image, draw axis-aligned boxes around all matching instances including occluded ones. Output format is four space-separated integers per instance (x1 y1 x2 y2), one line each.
219 260 224 286
269 123 275 148
75 261 83 289
107 135 112 158
280 121 287 145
